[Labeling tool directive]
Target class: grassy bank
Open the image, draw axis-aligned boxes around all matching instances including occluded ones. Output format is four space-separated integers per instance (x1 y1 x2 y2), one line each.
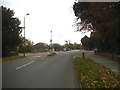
2 56 31 63
73 57 120 88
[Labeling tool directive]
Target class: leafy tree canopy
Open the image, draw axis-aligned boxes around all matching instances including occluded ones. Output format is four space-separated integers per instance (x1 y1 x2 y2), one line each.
73 2 119 32
2 6 22 57
73 2 120 54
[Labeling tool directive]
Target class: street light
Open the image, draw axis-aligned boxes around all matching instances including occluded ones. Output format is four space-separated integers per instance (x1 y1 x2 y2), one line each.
50 30 52 45
23 13 30 56
50 30 53 52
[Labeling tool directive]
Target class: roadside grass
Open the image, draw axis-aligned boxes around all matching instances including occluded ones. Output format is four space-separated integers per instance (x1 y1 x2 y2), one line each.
73 56 120 88
2 55 32 63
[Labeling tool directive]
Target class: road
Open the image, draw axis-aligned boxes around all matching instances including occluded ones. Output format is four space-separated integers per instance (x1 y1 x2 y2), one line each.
3 50 80 88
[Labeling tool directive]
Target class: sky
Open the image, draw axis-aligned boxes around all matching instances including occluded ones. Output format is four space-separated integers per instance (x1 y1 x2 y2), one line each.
0 0 91 45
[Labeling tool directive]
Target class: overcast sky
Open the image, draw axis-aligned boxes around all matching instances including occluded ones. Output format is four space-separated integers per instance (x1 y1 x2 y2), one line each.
1 0 91 45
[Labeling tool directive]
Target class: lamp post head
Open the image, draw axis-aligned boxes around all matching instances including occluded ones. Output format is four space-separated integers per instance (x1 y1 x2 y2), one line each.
26 13 30 15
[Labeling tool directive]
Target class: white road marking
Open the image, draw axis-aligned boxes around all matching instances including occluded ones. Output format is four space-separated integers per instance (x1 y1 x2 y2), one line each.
16 61 35 70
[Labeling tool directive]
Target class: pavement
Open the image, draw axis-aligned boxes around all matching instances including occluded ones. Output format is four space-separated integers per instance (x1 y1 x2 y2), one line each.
2 51 80 88
82 51 120 74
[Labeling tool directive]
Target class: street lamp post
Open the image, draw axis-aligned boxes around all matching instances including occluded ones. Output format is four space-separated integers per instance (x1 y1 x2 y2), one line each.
50 30 52 45
23 13 30 56
50 30 52 52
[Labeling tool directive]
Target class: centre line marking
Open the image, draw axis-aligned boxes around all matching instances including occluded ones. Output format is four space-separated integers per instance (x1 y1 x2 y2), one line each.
16 61 35 70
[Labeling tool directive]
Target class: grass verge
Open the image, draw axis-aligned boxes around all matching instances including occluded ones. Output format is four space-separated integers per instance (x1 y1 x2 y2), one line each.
73 56 120 88
2 55 31 63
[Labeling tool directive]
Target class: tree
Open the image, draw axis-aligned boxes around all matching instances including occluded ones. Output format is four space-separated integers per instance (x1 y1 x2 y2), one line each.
73 2 120 54
2 6 22 57
81 36 93 50
52 43 62 51
19 37 34 53
73 2 118 32
73 42 81 49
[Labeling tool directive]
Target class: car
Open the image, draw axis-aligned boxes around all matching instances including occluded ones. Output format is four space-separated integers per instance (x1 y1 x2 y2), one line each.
47 52 57 56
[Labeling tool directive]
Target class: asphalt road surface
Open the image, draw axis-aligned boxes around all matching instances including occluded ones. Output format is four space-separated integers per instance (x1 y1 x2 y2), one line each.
3 50 80 88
